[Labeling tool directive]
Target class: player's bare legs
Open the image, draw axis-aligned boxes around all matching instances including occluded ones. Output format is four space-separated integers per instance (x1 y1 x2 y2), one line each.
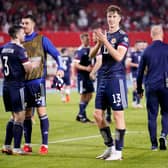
94 109 107 128
113 110 126 129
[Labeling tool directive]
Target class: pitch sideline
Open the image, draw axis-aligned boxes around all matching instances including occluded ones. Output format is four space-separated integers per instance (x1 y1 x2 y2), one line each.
31 130 146 146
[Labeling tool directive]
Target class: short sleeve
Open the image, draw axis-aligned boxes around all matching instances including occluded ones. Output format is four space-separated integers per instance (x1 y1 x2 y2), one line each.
74 50 81 61
118 35 129 49
18 47 29 63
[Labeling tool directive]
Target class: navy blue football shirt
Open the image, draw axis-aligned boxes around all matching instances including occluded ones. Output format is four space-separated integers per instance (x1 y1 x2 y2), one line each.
0 42 28 82
99 29 129 79
75 46 91 78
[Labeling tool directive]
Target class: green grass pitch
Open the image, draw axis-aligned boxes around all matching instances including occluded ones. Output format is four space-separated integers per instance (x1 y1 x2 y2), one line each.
0 90 168 168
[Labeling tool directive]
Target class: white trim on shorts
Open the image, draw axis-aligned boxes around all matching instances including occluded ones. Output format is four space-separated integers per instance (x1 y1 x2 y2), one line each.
19 87 25 110
40 83 46 106
79 80 83 94
119 79 127 108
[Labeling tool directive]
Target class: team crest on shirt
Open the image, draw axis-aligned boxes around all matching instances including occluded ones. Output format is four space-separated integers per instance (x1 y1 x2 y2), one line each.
111 38 116 44
119 30 126 35
123 37 128 42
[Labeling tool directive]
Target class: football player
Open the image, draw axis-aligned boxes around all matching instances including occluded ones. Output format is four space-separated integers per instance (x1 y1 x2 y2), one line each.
90 5 129 160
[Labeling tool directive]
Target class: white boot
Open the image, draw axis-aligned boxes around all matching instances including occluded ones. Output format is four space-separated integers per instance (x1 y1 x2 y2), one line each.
96 145 115 159
105 150 122 161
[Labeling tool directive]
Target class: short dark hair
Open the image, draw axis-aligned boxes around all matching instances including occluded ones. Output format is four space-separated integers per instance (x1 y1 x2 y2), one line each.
80 32 89 39
61 48 67 54
106 5 122 16
8 25 23 39
22 14 36 23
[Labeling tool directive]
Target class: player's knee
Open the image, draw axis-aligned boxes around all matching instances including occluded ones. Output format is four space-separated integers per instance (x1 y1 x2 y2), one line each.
14 112 25 123
113 111 123 121
93 110 103 123
37 107 47 117
113 111 125 126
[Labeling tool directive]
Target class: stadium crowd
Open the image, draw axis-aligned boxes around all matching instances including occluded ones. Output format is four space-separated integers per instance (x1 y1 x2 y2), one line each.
0 0 168 32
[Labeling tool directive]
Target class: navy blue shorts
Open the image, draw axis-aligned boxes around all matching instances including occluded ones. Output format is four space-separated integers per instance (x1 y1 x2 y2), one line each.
95 77 127 111
77 76 94 94
3 81 25 113
63 74 71 85
25 78 46 108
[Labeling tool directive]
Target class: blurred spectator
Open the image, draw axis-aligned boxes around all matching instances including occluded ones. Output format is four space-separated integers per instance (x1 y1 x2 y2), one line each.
77 9 88 30
0 0 168 32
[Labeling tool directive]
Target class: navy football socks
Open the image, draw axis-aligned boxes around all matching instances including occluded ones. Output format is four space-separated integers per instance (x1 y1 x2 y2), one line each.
115 129 126 151
24 116 32 144
4 119 14 145
133 91 141 104
78 101 88 117
100 127 114 147
39 114 49 145
133 91 137 102
13 122 23 148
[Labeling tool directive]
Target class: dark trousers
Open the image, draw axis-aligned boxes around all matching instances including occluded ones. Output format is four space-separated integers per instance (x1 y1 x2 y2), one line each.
146 86 168 146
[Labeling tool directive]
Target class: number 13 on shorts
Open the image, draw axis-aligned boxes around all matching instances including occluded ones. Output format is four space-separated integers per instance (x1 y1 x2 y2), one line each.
112 93 121 107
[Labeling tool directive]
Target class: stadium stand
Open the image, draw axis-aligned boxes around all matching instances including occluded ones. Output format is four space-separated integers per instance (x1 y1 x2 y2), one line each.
0 0 168 32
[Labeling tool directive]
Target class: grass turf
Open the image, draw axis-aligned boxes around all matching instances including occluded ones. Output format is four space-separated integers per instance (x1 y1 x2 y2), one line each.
0 90 168 168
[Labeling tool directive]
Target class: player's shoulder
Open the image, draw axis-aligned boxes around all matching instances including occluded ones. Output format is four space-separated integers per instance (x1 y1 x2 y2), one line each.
119 29 127 35
13 44 26 55
76 46 85 56
0 43 15 54
3 42 11 48
0 44 5 53
36 34 44 43
117 29 129 42
37 33 43 37
118 29 128 38
77 46 83 51
130 51 136 56
33 32 43 39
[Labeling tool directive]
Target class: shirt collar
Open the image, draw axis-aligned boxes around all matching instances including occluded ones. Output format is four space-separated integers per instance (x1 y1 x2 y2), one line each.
24 32 38 42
